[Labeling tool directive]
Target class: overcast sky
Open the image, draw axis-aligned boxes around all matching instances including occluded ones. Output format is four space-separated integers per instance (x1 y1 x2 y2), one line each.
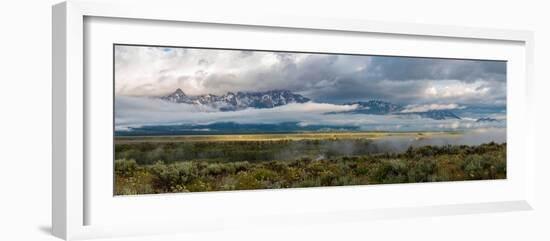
115 45 506 107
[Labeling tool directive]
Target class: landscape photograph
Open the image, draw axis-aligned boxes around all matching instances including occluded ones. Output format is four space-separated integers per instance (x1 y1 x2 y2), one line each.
114 44 507 195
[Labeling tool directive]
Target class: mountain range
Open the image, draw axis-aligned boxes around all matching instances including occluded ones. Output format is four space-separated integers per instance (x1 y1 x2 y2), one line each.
330 100 460 120
161 88 310 111
476 117 499 122
160 88 461 120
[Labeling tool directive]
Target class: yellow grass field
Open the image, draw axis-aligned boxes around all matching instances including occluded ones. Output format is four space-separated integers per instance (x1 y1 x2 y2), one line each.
114 131 463 144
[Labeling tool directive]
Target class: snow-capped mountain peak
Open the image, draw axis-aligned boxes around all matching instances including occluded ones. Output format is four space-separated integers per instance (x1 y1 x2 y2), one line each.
160 89 310 111
160 89 462 120
161 88 191 103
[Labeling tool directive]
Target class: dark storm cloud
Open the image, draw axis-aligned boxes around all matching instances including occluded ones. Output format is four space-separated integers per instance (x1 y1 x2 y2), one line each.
299 68 429 104
364 56 506 82
291 55 506 105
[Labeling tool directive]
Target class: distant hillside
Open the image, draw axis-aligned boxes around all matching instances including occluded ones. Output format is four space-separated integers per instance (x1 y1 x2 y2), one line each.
116 122 360 136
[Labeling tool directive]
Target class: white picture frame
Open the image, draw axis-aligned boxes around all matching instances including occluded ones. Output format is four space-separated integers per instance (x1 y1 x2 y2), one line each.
52 0 535 240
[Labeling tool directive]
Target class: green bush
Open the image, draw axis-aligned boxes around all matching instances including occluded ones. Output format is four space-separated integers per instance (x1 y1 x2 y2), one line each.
114 142 507 195
407 159 436 182
114 159 138 177
252 168 278 182
463 155 484 180
235 172 263 190
369 159 408 184
149 161 199 192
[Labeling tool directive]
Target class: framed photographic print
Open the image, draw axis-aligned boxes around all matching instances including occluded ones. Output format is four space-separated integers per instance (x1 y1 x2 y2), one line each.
113 44 508 195
52 0 535 240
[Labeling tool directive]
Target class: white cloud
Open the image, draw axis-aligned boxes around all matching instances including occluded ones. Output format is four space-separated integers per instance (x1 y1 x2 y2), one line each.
115 45 506 107
115 96 358 129
422 80 491 99
401 103 465 113
115 96 505 132
115 46 371 97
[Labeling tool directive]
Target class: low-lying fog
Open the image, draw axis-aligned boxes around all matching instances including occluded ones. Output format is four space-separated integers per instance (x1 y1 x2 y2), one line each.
269 128 506 160
369 128 505 153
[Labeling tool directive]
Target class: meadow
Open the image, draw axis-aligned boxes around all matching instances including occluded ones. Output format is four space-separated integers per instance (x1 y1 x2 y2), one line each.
114 132 506 195
114 132 454 143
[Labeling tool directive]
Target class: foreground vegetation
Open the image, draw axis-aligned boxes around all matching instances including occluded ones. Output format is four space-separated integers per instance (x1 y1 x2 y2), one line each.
114 132 461 165
114 140 506 195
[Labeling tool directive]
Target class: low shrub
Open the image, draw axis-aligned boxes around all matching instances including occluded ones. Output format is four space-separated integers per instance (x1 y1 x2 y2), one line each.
114 142 507 194
114 159 138 177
